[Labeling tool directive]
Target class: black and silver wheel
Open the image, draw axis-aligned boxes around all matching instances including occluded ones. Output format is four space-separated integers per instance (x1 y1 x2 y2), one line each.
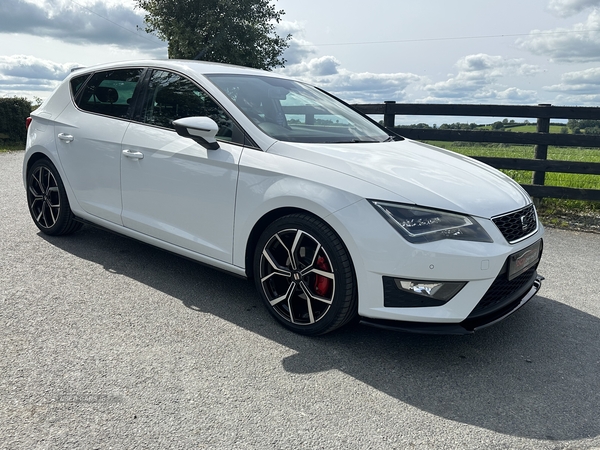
254 214 357 335
27 158 82 236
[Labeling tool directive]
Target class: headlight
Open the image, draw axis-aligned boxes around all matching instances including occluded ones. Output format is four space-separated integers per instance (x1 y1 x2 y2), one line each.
369 201 493 244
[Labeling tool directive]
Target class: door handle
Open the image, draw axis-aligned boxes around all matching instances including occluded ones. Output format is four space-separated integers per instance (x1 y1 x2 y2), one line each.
58 133 74 143
122 149 144 160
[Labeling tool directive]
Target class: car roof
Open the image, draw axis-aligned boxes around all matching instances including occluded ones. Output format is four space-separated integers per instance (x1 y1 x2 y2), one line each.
69 59 287 80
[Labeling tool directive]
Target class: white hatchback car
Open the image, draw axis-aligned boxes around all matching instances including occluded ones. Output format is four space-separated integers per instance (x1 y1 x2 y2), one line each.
24 60 543 335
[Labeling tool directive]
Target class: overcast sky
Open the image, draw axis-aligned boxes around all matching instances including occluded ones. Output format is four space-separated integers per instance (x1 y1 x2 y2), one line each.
2 0 600 124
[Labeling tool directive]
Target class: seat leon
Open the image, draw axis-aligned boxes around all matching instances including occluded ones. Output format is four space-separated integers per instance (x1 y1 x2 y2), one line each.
24 60 544 335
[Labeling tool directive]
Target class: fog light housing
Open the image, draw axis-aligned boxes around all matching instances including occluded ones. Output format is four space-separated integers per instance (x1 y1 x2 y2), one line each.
383 277 467 307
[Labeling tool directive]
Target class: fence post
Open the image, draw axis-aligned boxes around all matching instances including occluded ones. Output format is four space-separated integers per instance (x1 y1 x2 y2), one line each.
532 104 551 205
384 101 396 129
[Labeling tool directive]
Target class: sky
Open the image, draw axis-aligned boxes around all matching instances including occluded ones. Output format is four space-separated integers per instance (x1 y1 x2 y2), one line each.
2 0 600 125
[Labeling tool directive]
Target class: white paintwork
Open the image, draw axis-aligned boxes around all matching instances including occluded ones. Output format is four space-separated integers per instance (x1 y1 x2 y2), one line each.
54 102 129 225
267 140 531 218
23 59 544 328
120 123 242 263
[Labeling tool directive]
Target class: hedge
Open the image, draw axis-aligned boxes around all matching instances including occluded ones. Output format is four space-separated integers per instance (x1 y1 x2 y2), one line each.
0 97 33 145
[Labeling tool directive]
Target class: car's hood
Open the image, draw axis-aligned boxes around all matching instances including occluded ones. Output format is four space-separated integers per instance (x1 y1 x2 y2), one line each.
267 139 531 218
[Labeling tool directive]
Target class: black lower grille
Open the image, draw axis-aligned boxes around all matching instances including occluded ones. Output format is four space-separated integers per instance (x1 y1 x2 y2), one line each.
467 265 538 320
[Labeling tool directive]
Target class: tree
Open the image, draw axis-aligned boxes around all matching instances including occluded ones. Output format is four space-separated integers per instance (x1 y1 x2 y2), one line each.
136 0 291 70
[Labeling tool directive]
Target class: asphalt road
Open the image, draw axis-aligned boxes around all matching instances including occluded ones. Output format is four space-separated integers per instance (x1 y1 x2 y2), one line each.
1 151 600 449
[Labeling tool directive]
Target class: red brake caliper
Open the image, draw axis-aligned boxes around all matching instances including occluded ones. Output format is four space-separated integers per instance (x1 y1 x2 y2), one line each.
314 256 331 296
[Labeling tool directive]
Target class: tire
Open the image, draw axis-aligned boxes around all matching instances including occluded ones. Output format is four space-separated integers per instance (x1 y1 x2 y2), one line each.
26 158 82 236
253 213 357 335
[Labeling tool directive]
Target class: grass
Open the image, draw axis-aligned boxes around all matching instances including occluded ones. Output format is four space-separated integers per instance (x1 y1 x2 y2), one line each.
507 124 566 133
0 144 24 152
428 142 600 214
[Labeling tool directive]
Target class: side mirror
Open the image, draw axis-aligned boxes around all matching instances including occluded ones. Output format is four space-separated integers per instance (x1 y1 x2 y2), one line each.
172 117 220 150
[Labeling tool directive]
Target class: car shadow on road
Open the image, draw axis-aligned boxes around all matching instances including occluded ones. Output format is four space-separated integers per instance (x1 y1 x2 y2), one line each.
41 225 600 441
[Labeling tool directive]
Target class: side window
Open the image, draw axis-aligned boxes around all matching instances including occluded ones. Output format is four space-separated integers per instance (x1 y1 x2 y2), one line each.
141 70 243 144
70 73 89 99
76 69 143 119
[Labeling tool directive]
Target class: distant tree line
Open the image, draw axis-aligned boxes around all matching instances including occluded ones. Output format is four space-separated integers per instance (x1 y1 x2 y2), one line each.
393 118 600 135
395 122 481 130
567 119 600 135
394 119 524 131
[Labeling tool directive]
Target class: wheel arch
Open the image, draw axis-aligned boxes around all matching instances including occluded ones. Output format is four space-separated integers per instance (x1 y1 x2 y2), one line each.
25 156 83 235
24 149 84 217
243 204 362 282
25 151 51 174
248 209 360 334
24 147 63 186
244 206 317 279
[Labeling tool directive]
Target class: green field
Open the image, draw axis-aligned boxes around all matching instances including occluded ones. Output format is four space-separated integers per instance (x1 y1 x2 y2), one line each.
506 124 566 133
478 124 567 133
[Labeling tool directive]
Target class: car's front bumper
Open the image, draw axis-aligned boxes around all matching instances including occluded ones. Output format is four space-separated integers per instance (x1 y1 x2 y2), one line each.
329 198 545 329
359 273 542 334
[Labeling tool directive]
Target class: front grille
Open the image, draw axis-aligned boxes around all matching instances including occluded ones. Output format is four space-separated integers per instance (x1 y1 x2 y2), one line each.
492 204 538 244
467 265 537 320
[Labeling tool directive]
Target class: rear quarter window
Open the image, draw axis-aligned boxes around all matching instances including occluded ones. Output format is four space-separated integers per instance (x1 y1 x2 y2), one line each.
70 74 90 98
76 69 143 119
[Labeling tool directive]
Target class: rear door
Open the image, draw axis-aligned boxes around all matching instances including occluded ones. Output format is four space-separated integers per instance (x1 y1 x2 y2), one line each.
55 68 143 224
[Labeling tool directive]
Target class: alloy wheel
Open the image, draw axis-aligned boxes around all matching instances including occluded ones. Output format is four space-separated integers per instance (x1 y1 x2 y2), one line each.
259 228 335 325
28 165 61 229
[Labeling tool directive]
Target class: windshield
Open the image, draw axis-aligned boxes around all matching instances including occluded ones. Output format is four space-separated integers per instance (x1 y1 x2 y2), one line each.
206 74 390 144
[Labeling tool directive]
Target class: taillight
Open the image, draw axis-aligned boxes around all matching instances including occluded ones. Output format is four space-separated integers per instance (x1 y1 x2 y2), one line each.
25 117 32 130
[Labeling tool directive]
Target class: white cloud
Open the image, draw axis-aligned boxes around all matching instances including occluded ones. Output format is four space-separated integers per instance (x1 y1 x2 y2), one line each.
0 55 79 97
422 54 541 103
278 56 420 103
544 66 600 92
518 9 600 62
548 92 600 104
0 55 77 80
274 22 421 102
476 87 539 103
324 71 421 103
281 56 341 77
0 0 164 53
277 21 317 66
548 0 600 17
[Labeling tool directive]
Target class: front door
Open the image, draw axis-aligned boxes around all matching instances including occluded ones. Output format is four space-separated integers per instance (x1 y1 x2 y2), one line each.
120 69 245 263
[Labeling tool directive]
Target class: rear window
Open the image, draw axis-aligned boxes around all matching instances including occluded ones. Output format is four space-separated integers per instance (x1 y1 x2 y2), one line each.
75 69 143 119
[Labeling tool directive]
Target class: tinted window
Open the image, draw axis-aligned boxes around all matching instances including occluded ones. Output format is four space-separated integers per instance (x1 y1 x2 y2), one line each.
70 73 89 98
141 70 243 144
77 69 143 119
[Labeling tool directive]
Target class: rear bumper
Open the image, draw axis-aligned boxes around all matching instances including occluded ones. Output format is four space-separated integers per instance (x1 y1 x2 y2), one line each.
359 274 543 335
